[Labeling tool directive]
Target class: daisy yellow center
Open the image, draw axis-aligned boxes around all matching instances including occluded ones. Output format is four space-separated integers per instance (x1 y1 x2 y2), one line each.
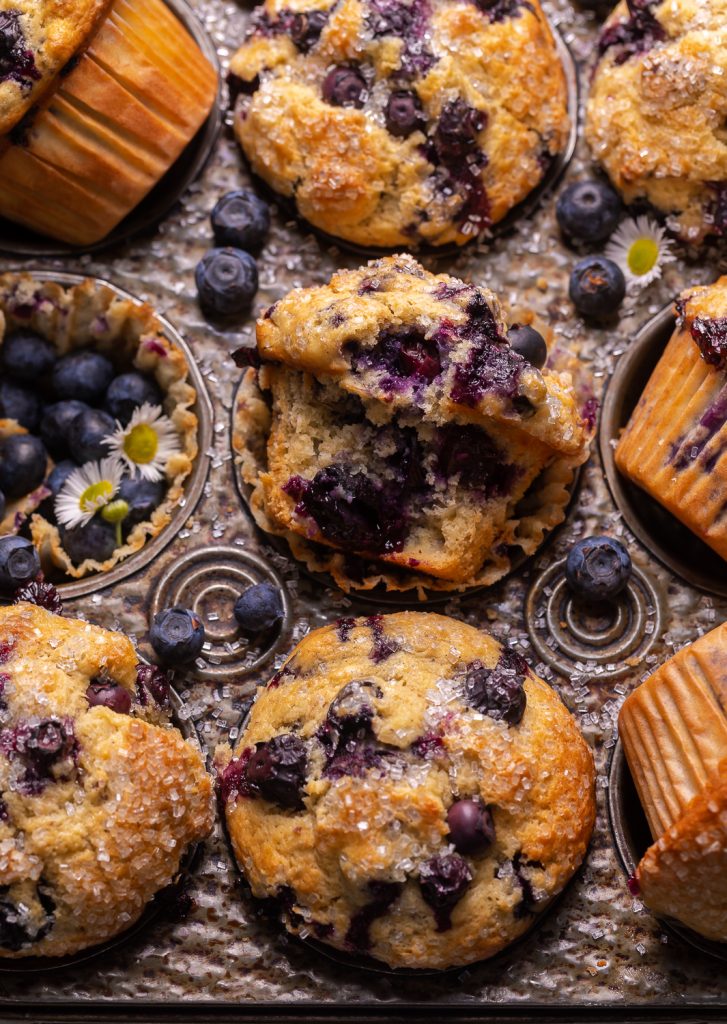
627 238 659 277
124 424 159 465
79 480 114 513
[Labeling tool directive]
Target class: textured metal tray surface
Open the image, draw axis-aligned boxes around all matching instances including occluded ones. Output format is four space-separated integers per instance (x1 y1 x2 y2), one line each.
0 0 726 1015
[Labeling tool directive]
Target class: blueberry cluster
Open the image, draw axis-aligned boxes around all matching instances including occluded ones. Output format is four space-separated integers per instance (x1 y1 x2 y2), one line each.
195 189 270 319
0 329 167 573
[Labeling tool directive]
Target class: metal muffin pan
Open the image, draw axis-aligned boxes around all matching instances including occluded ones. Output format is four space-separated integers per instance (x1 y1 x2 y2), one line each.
2 268 214 601
0 0 223 259
599 302 727 600
0 0 726 1017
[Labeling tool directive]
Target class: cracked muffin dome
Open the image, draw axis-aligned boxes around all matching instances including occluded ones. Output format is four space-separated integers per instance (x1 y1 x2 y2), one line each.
586 0 727 243
229 0 570 249
615 276 727 562
220 612 596 970
0 0 217 245
0 273 198 581
0 601 213 958
233 254 594 593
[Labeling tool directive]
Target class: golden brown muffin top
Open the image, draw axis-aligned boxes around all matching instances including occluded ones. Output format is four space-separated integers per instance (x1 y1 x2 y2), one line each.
586 0 727 243
230 0 569 248
0 0 114 135
222 612 595 969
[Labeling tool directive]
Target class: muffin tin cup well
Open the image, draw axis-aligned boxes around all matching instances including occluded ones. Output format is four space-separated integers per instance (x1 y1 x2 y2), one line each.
230 374 584 606
0 686 205 975
599 302 727 600
238 26 578 262
2 269 214 601
607 740 727 964
220 702 586 979
0 0 222 259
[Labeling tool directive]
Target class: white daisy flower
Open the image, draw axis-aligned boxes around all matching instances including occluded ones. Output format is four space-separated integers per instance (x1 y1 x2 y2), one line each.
105 403 181 482
55 458 124 529
605 215 675 290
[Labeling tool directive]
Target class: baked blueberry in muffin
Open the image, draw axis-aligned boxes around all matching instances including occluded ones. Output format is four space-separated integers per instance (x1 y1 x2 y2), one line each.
229 0 570 249
233 255 594 593
220 613 596 970
0 601 213 957
0 274 198 581
616 276 727 562
586 0 727 243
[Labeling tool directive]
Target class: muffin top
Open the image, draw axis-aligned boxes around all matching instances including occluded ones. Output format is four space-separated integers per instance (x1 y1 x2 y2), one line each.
229 0 570 249
675 274 727 371
586 0 727 243
0 0 114 136
0 600 213 958
221 613 596 970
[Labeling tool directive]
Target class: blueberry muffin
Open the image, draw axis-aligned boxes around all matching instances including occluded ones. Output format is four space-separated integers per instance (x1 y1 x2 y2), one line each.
619 623 727 941
0 0 217 245
229 0 570 249
220 612 596 970
233 255 594 593
586 0 727 243
0 601 213 957
0 273 198 580
615 277 727 562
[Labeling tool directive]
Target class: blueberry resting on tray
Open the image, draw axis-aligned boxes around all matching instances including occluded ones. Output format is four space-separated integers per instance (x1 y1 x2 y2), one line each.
233 254 595 594
0 274 198 584
220 612 596 970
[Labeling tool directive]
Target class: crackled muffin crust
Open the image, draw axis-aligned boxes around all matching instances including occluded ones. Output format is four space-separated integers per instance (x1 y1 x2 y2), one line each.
0 273 198 580
0 602 213 958
615 276 727 562
586 0 727 243
0 0 113 135
221 613 596 970
233 255 593 593
230 0 570 248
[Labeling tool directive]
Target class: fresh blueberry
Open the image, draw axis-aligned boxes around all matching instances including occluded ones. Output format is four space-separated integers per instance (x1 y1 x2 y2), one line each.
0 489 4 522
39 400 90 459
447 799 496 854
418 854 473 931
507 325 547 369
59 518 118 564
211 190 271 251
195 248 259 318
1 330 56 382
556 180 622 244
86 676 132 715
569 256 625 320
105 373 162 426
245 734 307 809
66 407 115 464
0 434 47 499
150 607 205 665
234 581 284 633
463 648 529 726
385 90 425 138
565 536 632 601
322 65 367 108
118 477 165 526
0 537 40 593
52 351 114 403
45 460 76 498
0 379 40 431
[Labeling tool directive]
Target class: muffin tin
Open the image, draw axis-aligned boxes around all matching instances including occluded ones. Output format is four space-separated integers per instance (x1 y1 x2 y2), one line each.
1 0 726 1018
